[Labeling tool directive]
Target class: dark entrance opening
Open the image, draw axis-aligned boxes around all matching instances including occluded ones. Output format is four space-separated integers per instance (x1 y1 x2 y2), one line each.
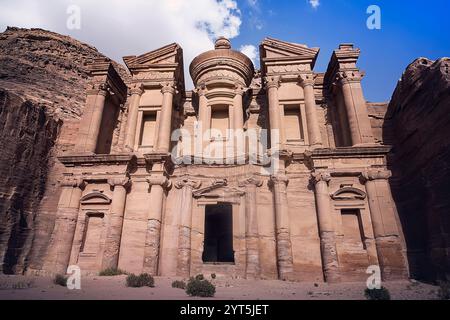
202 203 234 264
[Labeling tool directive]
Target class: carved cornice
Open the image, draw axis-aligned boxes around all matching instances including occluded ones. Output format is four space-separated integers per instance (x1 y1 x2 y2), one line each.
238 176 264 188
360 170 392 183
311 171 331 185
175 178 202 190
58 154 134 167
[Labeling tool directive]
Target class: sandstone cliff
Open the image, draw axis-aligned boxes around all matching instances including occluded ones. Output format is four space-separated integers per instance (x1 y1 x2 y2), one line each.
385 57 450 281
0 27 128 274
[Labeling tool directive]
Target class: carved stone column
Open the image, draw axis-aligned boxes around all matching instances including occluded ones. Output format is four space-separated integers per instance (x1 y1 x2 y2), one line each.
312 172 340 283
124 83 144 151
156 83 176 153
361 170 408 280
265 76 285 149
102 177 131 270
175 178 202 277
239 177 263 279
299 74 322 147
143 176 171 275
233 85 246 157
45 178 86 274
336 71 374 146
269 174 294 280
76 84 109 153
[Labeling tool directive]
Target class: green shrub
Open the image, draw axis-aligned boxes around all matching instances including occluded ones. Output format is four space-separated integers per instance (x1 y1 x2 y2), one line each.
438 281 450 300
53 274 68 287
186 277 216 297
99 268 127 276
364 287 391 300
126 273 155 288
211 273 217 280
172 280 187 289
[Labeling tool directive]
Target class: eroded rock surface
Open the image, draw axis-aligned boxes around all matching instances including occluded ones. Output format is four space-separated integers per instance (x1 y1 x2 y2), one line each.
385 57 450 281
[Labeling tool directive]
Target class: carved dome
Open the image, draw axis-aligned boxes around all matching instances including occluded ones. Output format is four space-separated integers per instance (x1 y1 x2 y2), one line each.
189 37 255 88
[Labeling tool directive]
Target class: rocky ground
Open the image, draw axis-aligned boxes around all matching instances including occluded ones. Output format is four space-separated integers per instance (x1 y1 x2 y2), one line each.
0 275 441 300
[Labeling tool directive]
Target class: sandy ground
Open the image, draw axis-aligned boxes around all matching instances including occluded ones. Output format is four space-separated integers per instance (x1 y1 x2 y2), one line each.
0 275 440 300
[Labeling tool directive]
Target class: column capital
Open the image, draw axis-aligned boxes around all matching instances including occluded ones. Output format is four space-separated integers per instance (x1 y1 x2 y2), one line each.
360 169 392 183
147 176 172 189
129 83 144 96
238 176 264 188
87 82 110 97
298 73 315 87
61 177 86 189
234 84 247 97
196 83 208 97
108 177 131 189
264 76 281 90
175 178 202 190
335 70 365 86
269 174 289 187
161 82 176 95
312 171 331 185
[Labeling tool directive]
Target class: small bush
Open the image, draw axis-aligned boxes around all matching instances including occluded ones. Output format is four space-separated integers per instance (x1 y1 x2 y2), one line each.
12 281 34 290
172 280 187 290
195 274 205 281
186 277 216 297
99 268 127 276
53 274 68 287
211 273 217 280
438 281 450 300
364 287 391 300
126 273 155 288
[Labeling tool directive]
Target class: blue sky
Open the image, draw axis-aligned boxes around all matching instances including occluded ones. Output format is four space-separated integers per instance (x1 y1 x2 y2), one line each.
233 0 449 102
0 0 448 102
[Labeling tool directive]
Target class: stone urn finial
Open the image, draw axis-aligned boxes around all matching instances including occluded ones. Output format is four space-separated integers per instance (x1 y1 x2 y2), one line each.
215 37 231 50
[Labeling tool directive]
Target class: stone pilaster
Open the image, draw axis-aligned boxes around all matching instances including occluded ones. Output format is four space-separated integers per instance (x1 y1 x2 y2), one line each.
269 174 294 280
299 74 322 147
156 83 176 153
335 71 374 146
233 85 246 157
312 172 340 283
102 177 131 270
265 76 285 149
361 170 408 280
76 84 109 153
143 175 171 275
124 83 144 151
45 178 86 274
175 178 202 278
239 177 263 280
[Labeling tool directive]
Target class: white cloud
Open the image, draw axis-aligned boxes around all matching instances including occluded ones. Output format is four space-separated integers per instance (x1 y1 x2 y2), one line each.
309 0 320 9
0 0 242 89
240 44 258 65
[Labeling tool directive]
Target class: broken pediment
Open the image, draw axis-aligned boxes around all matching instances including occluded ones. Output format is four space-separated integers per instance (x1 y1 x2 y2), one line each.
123 43 182 69
331 187 367 201
260 37 320 75
193 179 245 199
80 192 112 205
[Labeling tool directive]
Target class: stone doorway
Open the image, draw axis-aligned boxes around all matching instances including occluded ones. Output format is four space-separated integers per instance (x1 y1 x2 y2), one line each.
202 203 235 264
